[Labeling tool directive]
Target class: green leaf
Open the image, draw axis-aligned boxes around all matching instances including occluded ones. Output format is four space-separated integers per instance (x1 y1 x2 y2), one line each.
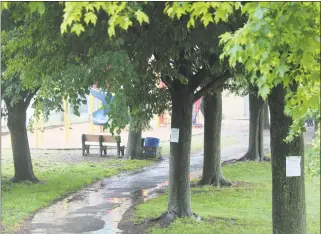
108 26 116 37
259 85 270 99
187 17 195 29
84 12 97 25
201 13 214 27
214 8 228 23
310 95 320 110
135 10 149 25
253 8 265 19
276 64 289 77
29 2 46 15
61 21 68 34
228 44 243 60
71 23 85 36
284 104 292 116
1 2 9 10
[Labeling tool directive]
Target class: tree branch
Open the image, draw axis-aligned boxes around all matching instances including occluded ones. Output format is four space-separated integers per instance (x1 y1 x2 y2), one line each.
193 71 231 102
24 87 40 108
189 68 208 91
161 75 174 93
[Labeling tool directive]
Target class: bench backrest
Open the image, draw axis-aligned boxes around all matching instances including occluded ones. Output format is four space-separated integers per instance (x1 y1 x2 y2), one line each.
82 134 121 143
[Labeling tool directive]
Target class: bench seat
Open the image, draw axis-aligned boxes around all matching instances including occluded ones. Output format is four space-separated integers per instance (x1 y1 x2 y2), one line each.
82 134 125 157
84 142 123 147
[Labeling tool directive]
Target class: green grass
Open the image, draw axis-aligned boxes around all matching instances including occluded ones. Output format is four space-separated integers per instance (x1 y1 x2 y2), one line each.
134 161 320 234
159 134 237 156
1 157 153 233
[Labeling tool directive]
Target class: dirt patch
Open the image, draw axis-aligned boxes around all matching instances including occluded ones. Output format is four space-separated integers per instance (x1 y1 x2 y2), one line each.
118 201 155 234
118 205 240 234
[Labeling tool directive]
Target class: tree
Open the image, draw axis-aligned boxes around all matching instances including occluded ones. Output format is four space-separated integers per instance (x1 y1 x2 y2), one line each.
166 2 319 231
218 2 320 233
222 73 267 162
1 2 121 181
239 83 265 161
122 3 243 215
199 88 231 186
268 84 306 233
124 119 143 159
61 2 243 218
263 102 270 129
1 3 54 182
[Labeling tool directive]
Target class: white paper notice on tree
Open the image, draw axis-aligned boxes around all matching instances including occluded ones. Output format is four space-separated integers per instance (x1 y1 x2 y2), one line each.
286 156 301 177
170 128 179 143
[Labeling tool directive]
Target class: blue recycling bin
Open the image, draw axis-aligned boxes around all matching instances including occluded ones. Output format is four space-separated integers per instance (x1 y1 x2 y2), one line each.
144 137 160 157
144 137 160 147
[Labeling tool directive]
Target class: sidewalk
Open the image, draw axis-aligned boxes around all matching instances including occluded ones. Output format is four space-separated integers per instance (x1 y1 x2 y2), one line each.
1 120 249 150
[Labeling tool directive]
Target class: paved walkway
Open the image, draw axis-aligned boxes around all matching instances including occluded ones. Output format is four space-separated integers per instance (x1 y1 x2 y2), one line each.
2 120 249 149
14 119 272 234
17 143 253 234
13 120 316 234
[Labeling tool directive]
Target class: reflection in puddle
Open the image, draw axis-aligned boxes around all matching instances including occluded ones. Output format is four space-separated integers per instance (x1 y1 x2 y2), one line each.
98 182 170 233
31 158 204 234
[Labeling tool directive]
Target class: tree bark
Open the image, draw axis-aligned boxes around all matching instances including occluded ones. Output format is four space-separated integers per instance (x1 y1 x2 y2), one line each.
240 84 264 161
263 102 270 129
199 89 231 186
258 108 265 161
6 100 39 183
124 118 142 160
268 84 306 234
168 86 194 217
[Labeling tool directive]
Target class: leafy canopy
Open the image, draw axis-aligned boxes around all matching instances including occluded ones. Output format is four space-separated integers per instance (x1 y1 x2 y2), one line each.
218 2 320 142
61 2 149 37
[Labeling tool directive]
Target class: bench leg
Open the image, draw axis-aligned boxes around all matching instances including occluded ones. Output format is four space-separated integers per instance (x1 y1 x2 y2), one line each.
104 147 107 156
121 147 125 156
117 148 120 157
86 146 90 155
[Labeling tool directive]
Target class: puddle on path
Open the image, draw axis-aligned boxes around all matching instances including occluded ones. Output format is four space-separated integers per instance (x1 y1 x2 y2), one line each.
27 157 205 234
25 137 255 234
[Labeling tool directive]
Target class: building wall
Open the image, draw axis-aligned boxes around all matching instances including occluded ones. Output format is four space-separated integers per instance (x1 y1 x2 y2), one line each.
1 95 92 132
222 90 249 120
2 91 250 131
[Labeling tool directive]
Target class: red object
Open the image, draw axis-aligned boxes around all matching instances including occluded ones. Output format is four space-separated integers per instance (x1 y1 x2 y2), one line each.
160 114 164 124
92 84 99 89
159 81 166 88
193 97 202 113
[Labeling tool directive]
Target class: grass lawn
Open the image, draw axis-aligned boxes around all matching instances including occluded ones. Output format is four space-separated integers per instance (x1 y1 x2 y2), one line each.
159 134 237 156
1 153 154 233
134 160 320 233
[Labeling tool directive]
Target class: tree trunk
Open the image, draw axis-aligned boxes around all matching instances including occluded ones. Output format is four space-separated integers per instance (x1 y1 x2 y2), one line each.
168 86 194 218
263 102 270 129
258 108 265 161
124 118 142 160
268 84 306 234
6 100 39 183
199 89 231 186
240 84 264 161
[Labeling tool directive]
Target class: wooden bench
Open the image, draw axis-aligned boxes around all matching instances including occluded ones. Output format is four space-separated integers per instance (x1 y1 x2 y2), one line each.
81 134 125 157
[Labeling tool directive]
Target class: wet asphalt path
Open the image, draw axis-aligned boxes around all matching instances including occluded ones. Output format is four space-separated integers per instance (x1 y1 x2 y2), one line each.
15 125 315 234
21 143 251 234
